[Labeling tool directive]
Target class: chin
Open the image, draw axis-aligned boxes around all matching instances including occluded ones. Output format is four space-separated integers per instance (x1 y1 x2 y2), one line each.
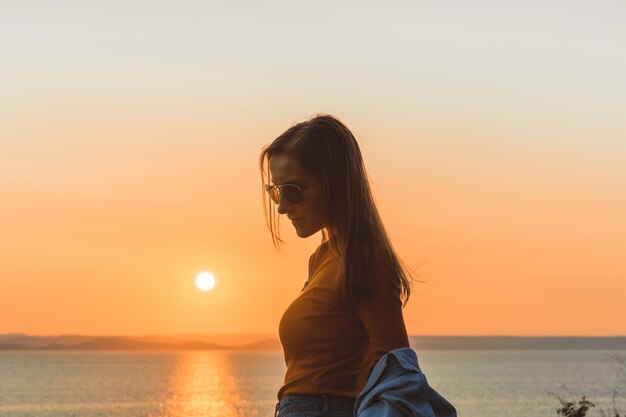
295 224 323 239
296 229 315 238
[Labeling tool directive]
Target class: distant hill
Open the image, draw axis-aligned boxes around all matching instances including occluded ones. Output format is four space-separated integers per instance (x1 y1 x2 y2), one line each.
408 336 626 350
0 335 228 351
1 334 624 351
131 333 276 346
0 334 94 347
234 338 283 351
48 337 227 351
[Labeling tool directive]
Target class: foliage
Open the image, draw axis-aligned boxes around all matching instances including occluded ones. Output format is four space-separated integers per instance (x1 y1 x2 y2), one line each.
556 396 595 417
552 349 626 417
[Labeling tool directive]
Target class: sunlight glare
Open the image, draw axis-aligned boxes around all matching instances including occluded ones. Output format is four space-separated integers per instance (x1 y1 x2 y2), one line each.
195 272 216 292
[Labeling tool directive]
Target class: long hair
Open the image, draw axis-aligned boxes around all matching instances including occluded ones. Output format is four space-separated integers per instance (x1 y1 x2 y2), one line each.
258 113 420 308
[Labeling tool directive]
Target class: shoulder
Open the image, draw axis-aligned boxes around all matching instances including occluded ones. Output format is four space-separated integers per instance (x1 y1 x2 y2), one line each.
308 240 332 270
346 247 401 308
370 249 402 298
309 240 328 259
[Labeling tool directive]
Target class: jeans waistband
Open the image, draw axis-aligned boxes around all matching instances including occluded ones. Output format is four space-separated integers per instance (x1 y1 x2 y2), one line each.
274 393 356 417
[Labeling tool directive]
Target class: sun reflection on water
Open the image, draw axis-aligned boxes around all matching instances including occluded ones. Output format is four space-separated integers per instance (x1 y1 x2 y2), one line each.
164 351 242 417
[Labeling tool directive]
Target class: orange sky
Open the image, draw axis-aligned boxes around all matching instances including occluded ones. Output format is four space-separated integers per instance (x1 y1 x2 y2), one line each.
1 1 625 337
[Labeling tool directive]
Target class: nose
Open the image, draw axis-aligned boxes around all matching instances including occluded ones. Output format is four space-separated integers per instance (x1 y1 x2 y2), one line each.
276 194 293 215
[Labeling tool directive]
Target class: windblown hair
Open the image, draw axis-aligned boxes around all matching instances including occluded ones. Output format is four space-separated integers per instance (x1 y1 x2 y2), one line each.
258 114 420 309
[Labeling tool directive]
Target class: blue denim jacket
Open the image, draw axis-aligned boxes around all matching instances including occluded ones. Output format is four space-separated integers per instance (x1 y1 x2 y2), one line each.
354 347 457 417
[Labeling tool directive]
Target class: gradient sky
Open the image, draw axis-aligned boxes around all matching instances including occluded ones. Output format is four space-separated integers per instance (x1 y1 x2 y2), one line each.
1 0 625 337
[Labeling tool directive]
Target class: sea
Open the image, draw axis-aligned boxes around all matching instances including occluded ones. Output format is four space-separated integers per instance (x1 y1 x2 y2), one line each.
1 349 625 417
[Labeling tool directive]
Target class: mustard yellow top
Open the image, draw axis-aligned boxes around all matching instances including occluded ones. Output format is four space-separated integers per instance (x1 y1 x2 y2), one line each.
277 240 410 401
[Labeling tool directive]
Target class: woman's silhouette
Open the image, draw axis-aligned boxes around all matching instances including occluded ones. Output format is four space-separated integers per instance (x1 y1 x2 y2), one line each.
259 114 417 417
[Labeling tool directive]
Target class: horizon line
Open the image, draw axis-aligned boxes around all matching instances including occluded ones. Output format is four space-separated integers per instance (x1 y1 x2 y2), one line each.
2 332 626 338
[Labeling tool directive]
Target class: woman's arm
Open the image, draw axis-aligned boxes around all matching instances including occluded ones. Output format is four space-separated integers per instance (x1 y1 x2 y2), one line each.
352 255 411 362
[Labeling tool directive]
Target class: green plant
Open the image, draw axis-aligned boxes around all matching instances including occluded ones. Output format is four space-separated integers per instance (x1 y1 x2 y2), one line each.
556 395 595 417
551 349 625 417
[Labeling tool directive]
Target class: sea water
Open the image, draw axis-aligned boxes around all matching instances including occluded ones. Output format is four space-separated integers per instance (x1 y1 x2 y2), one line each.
0 349 624 417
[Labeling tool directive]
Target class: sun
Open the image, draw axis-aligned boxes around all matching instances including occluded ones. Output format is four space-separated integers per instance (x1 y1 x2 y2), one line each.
195 271 216 292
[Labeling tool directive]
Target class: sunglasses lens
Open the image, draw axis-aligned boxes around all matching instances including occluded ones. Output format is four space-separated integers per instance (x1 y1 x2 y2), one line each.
267 184 304 204
282 185 303 204
265 185 278 204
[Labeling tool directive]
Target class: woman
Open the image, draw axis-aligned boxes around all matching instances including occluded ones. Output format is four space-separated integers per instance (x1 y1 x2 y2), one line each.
259 114 417 417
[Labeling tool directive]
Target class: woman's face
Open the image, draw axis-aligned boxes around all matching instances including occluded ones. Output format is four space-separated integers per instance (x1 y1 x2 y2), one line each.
268 153 326 239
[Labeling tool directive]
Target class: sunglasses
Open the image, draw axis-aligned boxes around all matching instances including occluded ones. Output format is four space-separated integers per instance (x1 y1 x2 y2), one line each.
265 181 320 204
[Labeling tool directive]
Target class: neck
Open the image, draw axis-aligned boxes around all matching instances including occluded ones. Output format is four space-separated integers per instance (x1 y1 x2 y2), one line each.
321 227 336 243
